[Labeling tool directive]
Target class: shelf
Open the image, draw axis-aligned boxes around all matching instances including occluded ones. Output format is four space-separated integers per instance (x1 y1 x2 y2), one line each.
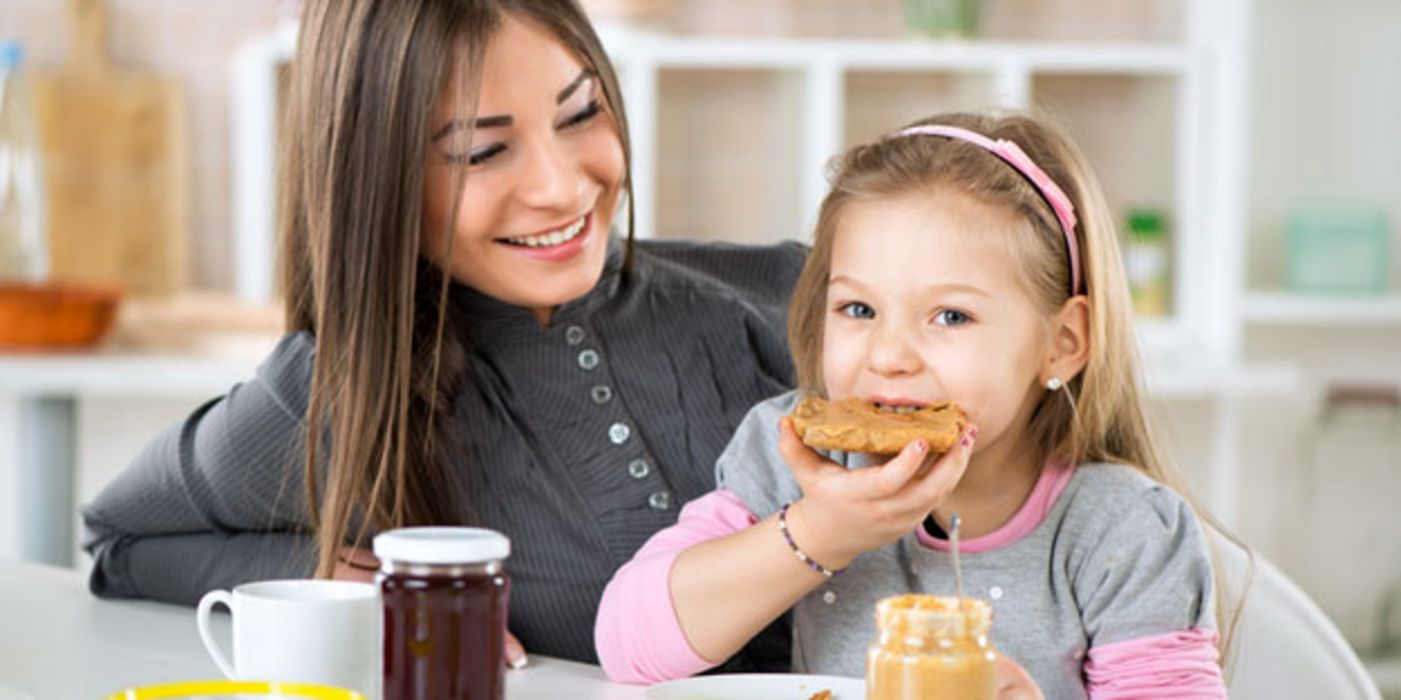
0 351 267 398
1144 358 1298 399
598 26 1188 74
1243 293 1401 327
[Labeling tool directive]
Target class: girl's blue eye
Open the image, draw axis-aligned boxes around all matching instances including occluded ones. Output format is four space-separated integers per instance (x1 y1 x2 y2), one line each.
933 309 971 326
838 302 876 319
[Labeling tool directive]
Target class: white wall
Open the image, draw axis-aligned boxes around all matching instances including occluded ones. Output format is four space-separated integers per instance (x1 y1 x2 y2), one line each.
1241 0 1401 664
1246 0 1401 288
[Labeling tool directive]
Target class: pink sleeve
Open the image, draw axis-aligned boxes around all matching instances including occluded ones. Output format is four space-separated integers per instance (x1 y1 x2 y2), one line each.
595 489 760 685
1084 627 1227 699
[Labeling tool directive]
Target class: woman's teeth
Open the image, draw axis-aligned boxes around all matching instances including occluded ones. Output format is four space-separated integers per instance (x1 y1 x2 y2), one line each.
504 216 586 248
874 403 920 414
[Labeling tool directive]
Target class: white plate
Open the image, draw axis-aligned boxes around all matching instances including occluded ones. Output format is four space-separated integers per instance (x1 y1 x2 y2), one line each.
645 673 865 700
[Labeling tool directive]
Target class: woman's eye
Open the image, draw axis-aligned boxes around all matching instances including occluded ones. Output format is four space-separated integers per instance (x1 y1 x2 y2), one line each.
933 309 971 326
837 302 876 320
448 143 506 166
559 100 602 129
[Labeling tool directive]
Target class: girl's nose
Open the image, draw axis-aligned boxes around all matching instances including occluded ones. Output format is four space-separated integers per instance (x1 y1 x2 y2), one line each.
517 135 584 211
866 322 923 377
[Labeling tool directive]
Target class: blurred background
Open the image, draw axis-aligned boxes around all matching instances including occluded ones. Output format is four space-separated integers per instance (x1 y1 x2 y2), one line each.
0 0 1397 693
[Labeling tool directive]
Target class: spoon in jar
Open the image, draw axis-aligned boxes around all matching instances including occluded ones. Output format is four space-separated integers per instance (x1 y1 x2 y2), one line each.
949 512 964 602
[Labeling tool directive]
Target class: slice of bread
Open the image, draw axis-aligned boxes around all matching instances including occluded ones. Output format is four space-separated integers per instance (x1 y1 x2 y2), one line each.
790 395 966 455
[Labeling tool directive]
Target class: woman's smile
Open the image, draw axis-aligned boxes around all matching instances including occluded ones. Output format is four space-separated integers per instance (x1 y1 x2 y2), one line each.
497 211 595 263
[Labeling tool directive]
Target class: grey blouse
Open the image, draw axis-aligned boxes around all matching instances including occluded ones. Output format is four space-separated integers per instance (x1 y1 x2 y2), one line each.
82 236 806 666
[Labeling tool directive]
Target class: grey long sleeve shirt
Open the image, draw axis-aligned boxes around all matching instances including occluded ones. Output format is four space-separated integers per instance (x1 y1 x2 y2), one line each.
82 236 806 666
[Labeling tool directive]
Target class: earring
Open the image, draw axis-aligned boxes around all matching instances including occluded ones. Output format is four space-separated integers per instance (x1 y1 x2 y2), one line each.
1046 377 1064 392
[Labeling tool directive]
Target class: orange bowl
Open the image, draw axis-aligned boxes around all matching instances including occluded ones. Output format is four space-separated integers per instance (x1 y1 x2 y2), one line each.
0 282 122 350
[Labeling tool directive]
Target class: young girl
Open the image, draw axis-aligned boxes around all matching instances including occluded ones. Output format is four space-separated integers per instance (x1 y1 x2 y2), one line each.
595 112 1227 698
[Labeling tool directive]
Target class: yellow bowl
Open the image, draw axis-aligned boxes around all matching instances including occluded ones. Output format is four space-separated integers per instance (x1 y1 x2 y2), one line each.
105 680 366 700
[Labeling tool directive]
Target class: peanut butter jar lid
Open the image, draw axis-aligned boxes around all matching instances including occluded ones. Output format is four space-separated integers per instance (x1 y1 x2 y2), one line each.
373 526 511 565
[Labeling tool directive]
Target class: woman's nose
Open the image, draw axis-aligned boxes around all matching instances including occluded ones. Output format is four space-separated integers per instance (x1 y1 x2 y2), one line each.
866 322 923 377
517 135 583 211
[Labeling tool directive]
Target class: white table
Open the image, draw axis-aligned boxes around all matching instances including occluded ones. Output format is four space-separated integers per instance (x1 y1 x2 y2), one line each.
0 561 646 700
0 353 261 566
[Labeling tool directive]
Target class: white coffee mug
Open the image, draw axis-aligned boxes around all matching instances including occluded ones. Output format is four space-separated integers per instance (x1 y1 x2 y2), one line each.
196 579 380 699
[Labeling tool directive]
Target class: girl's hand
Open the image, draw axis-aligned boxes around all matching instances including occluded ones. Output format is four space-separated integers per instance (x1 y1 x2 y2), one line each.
778 417 978 570
332 546 529 669
995 654 1046 700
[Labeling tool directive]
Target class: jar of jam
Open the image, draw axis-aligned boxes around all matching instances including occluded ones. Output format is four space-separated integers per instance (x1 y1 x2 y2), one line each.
374 527 511 700
867 594 996 700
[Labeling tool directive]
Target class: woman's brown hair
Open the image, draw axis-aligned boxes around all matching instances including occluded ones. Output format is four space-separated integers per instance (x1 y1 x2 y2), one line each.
788 111 1249 661
278 0 633 578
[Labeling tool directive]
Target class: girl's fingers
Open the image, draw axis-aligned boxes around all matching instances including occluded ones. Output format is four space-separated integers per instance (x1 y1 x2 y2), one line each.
903 424 978 511
778 417 843 491
860 437 931 497
505 631 529 670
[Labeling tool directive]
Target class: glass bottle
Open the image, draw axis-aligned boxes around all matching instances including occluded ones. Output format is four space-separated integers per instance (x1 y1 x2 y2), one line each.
0 41 48 282
374 527 511 700
903 0 980 38
867 594 997 700
1123 207 1170 318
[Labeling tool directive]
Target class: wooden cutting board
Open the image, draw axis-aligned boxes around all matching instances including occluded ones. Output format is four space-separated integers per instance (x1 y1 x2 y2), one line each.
33 0 186 297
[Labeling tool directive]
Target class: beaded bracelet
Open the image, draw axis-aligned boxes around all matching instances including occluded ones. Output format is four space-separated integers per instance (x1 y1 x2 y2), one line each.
778 501 842 578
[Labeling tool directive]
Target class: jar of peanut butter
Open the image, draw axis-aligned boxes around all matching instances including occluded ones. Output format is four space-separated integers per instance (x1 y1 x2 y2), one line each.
866 594 996 700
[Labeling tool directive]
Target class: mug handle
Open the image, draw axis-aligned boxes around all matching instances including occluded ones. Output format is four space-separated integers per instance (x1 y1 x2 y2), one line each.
196 589 238 679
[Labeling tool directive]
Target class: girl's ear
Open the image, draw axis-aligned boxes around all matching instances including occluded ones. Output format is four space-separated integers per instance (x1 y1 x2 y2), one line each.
1041 296 1090 386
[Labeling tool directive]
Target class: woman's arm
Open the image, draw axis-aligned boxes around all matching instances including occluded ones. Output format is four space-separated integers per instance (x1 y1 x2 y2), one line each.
82 333 318 604
86 531 315 604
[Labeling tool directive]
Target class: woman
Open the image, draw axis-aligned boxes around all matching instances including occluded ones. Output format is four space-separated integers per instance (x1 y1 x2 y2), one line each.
81 0 800 670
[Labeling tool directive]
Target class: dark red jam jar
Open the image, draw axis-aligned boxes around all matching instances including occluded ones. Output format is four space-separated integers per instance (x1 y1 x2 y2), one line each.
374 527 511 700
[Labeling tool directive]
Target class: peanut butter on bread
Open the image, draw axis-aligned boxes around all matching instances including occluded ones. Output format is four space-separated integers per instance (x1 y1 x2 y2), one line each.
789 396 966 455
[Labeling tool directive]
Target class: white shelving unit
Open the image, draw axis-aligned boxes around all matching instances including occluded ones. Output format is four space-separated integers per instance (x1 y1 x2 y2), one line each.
1243 293 1401 327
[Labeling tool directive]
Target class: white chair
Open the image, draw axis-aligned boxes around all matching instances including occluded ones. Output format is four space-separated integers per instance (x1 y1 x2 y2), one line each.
1217 536 1383 700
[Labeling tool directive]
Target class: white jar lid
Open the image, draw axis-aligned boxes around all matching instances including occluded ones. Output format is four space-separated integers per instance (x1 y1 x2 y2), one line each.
373 527 510 565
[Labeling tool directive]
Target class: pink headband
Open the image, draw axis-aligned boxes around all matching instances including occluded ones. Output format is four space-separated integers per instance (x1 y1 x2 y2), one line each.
887 124 1082 295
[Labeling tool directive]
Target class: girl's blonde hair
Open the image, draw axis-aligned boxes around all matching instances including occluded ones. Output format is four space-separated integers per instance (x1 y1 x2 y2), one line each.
788 111 1247 661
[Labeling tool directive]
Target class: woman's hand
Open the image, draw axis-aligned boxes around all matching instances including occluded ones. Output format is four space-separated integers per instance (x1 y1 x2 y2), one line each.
332 546 379 583
778 417 978 570
331 546 530 669
995 654 1046 700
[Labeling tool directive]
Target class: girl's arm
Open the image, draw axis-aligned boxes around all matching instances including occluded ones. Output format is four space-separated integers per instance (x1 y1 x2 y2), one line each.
669 419 976 669
597 402 976 684
1071 469 1226 699
595 488 763 683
